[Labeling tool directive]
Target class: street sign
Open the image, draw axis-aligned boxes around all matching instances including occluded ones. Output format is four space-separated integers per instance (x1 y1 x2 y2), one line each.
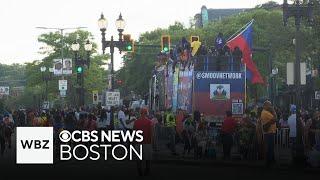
0 86 9 95
59 80 68 91
287 63 294 85
60 90 66 97
54 59 73 75
62 58 72 75
53 59 63 75
92 90 99 105
300 62 306 85
105 91 120 107
315 91 320 100
286 62 306 85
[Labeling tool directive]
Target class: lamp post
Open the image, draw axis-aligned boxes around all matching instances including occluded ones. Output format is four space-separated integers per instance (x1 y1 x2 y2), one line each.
98 13 126 90
40 66 54 102
283 0 314 164
271 67 279 104
71 39 93 107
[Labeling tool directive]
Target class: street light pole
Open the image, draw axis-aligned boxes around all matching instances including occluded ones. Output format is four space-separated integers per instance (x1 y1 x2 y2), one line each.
110 36 115 90
40 66 53 104
283 0 314 164
98 13 126 90
72 39 92 107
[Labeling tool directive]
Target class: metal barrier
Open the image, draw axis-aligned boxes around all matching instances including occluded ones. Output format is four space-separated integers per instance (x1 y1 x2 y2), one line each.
275 128 290 149
316 131 320 145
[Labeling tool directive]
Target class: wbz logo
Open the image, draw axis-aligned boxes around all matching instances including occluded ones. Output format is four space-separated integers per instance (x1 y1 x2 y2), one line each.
16 127 53 164
20 139 50 149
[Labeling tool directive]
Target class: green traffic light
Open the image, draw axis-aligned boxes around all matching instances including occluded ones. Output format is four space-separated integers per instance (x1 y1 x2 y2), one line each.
163 47 169 52
77 66 83 73
127 45 132 51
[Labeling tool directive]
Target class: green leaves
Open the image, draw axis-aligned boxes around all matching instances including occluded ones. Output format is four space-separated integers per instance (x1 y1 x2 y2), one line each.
117 5 320 103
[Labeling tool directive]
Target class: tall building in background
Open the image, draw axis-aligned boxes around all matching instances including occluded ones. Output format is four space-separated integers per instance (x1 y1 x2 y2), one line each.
201 6 209 27
195 5 249 28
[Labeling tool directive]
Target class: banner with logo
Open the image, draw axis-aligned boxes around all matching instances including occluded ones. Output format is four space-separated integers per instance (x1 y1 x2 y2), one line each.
0 86 9 95
177 68 193 113
193 71 245 116
172 66 179 112
165 64 173 109
53 59 63 75
62 58 72 75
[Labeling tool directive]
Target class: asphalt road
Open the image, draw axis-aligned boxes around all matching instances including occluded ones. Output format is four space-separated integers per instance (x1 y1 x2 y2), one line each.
1 131 319 180
2 159 319 180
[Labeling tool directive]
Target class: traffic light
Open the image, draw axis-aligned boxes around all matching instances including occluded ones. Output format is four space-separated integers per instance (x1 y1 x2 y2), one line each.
161 35 170 53
117 79 123 86
190 36 200 42
76 66 83 73
123 34 134 52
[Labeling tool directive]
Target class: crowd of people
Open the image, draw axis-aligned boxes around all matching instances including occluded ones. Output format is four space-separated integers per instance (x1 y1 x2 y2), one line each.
1 100 320 170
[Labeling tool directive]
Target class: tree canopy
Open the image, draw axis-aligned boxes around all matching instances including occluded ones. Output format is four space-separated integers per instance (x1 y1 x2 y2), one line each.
116 3 320 103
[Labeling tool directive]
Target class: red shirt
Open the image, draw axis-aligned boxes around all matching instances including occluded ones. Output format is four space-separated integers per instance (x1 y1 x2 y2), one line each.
221 117 237 134
134 117 152 144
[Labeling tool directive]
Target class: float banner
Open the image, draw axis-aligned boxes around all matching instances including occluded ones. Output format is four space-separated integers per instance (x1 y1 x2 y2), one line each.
172 66 179 112
165 64 173 109
178 68 193 113
193 71 245 116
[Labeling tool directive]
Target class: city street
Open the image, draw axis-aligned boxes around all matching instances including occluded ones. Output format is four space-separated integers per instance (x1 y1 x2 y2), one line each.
1 131 319 179
2 158 319 179
1 0 320 179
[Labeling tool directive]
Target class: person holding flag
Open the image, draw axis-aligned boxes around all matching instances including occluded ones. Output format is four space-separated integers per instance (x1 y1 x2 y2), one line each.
226 19 264 84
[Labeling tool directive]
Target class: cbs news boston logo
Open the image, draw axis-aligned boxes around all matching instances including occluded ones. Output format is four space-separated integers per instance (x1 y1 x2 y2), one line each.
16 127 53 164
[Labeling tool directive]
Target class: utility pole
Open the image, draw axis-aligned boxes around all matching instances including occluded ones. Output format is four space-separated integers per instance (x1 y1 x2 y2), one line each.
36 26 87 106
283 0 314 164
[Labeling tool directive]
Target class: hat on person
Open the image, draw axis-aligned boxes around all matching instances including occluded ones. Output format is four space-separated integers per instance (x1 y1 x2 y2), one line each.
290 104 296 113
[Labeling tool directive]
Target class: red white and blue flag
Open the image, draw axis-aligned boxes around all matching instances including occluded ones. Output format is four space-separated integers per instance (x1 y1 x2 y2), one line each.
227 20 264 84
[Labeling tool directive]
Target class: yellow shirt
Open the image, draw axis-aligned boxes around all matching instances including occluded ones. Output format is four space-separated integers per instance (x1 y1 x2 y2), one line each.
191 41 201 56
260 109 276 134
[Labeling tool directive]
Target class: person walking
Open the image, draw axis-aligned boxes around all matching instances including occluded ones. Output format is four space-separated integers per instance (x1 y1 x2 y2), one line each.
134 108 153 176
117 106 127 131
165 108 177 155
288 105 297 156
0 117 5 156
260 100 277 167
3 114 13 149
221 111 237 160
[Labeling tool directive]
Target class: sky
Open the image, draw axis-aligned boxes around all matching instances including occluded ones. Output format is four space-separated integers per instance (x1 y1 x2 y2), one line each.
0 0 282 70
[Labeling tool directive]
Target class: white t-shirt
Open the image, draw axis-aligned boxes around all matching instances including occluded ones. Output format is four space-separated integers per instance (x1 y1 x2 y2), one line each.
75 112 80 121
288 114 297 138
118 110 126 129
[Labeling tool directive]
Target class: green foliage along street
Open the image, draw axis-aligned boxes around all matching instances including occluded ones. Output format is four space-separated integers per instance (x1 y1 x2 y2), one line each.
0 1 319 109
118 3 320 103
